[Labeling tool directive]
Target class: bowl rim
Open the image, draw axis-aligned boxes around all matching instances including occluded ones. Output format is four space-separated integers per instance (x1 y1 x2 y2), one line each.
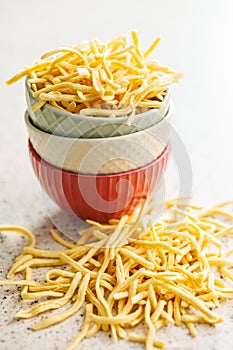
25 100 173 142
28 139 170 179
25 78 170 123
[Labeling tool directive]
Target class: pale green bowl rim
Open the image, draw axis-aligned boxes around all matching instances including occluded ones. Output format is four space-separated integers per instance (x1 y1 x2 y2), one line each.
25 79 170 124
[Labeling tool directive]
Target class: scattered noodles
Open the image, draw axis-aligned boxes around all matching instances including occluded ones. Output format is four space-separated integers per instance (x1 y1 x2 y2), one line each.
1 199 233 349
6 31 182 118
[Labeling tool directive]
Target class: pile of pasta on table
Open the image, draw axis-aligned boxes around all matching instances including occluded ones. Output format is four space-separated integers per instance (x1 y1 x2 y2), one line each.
1 199 233 350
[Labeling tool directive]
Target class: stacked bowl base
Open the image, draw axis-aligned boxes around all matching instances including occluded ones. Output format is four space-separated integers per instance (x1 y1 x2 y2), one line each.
25 87 172 223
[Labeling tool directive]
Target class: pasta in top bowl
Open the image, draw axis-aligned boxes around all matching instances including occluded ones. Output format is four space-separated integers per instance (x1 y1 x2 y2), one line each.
7 31 182 138
25 80 170 138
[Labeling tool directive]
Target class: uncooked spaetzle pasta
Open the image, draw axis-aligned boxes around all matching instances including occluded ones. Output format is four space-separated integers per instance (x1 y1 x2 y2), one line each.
1 199 233 349
6 32 182 117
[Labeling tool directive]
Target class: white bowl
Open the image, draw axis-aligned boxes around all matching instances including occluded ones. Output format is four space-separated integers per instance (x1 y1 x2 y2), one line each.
25 102 173 175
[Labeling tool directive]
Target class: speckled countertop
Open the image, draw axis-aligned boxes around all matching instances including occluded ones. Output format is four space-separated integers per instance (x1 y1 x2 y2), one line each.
1 229 233 350
1 1 233 349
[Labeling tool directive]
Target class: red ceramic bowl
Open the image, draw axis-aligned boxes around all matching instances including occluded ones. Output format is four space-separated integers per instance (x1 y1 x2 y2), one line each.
28 140 170 223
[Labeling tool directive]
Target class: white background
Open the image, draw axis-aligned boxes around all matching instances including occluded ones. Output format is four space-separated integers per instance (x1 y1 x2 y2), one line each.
1 0 233 210
0 1 233 350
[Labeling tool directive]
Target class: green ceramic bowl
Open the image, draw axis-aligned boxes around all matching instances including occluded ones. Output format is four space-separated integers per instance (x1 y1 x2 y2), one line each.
25 80 170 138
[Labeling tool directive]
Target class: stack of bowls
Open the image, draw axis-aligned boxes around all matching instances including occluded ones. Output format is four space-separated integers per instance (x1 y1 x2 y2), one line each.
25 81 172 223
